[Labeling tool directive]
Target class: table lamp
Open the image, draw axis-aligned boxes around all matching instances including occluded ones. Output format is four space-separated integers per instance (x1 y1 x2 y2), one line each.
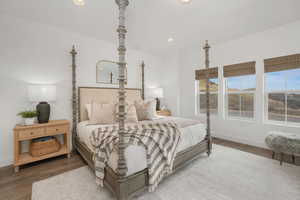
28 85 56 123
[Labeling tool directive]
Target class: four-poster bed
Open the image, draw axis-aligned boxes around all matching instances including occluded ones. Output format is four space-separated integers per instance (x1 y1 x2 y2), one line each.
69 1 213 199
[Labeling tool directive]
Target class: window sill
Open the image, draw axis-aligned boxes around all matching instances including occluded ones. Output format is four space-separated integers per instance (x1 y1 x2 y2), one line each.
264 120 300 128
196 113 219 117
226 117 256 123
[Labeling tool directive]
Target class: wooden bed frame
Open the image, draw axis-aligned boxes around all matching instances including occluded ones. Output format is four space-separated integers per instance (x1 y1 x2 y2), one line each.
74 87 210 199
69 1 213 199
75 136 209 199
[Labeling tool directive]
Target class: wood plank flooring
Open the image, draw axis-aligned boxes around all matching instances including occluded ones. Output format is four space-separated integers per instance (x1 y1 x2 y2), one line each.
213 137 300 165
0 138 296 200
213 137 273 158
0 154 85 200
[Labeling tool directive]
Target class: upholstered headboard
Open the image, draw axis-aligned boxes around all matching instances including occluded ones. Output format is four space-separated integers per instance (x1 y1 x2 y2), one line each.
78 87 142 122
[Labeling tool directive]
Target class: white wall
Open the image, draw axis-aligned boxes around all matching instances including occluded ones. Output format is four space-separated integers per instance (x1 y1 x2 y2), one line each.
179 20 300 148
160 55 181 116
0 13 173 167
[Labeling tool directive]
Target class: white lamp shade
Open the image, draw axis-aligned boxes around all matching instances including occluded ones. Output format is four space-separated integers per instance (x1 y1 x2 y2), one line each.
28 85 56 102
148 87 164 98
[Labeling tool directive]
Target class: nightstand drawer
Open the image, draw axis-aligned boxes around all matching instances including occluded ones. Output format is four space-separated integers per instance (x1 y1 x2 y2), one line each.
18 128 44 140
46 125 68 135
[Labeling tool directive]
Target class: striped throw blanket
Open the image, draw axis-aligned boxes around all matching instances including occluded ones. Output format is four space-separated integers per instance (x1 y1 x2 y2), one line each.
90 122 181 192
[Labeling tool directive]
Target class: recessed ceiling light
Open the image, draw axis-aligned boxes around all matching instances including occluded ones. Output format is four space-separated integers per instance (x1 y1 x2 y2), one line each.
180 0 192 4
168 37 174 43
73 0 85 6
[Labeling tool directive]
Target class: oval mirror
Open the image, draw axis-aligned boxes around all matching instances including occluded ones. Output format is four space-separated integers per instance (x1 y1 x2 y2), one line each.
96 60 127 85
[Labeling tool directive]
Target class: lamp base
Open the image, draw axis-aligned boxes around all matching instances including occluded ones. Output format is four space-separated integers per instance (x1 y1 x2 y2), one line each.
36 102 50 123
155 98 161 111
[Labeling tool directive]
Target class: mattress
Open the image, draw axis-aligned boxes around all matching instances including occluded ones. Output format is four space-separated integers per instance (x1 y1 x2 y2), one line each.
77 116 207 176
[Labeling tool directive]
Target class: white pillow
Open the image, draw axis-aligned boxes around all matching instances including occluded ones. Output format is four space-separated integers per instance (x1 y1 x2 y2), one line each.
88 103 116 125
134 100 157 121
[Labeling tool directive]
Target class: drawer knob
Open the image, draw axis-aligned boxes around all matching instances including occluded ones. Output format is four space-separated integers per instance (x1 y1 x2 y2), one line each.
30 132 34 135
56 129 59 131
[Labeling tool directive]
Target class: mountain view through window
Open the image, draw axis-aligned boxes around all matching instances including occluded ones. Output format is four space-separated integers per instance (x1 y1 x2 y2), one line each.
266 68 300 123
227 75 256 119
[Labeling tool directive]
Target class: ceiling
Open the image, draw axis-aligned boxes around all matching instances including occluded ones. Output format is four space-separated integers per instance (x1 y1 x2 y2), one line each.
1 0 300 56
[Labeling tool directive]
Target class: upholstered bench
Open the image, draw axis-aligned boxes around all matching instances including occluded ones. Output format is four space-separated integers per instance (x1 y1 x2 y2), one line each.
265 131 300 165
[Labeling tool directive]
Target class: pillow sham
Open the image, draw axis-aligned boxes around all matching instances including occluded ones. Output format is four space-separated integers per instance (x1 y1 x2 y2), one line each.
88 102 116 125
134 100 157 121
115 103 138 123
125 104 138 123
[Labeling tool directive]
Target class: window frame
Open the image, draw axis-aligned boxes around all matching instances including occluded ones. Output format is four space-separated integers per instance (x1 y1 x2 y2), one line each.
264 71 300 126
225 76 256 121
195 80 219 116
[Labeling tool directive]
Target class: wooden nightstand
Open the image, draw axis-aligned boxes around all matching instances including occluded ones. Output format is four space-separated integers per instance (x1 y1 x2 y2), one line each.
156 110 171 117
13 120 71 173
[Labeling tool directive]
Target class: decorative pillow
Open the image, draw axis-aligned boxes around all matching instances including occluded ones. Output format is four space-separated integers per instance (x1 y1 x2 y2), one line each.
134 100 157 121
88 102 116 125
115 103 138 123
125 104 138 123
85 104 92 120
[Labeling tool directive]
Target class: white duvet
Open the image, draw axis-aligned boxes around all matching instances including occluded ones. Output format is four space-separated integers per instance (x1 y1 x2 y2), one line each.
77 116 207 176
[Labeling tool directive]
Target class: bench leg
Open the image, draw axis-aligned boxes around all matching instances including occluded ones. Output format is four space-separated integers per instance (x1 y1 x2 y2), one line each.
272 151 275 159
292 155 295 164
280 153 284 165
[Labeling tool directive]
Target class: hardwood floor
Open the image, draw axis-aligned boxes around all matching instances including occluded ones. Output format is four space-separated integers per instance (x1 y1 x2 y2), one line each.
213 137 273 158
0 154 85 200
0 138 297 200
213 137 300 165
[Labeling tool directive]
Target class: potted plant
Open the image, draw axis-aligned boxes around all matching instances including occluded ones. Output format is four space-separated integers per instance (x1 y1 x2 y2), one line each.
18 110 38 125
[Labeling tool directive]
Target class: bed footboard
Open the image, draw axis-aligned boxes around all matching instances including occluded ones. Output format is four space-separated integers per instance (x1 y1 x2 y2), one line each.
75 137 210 200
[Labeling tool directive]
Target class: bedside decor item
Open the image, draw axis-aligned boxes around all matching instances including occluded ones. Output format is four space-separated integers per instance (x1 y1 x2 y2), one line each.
18 110 37 125
148 87 164 110
13 120 70 172
30 136 61 157
28 85 56 123
156 109 171 117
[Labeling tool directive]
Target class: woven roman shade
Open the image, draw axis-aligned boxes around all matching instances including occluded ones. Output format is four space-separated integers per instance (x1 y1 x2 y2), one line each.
264 54 300 73
223 61 256 78
195 67 218 80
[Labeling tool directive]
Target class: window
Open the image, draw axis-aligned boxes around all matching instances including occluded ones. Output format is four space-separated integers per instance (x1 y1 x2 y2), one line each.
226 75 256 119
197 78 218 115
265 69 300 124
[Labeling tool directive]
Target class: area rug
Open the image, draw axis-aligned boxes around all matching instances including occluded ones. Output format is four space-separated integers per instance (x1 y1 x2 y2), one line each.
32 145 300 200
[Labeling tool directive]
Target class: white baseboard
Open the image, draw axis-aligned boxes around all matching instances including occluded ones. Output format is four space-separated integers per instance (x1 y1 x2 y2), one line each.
0 158 13 168
212 133 267 149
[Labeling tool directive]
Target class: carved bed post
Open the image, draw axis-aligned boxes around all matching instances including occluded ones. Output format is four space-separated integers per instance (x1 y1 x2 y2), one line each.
116 0 129 178
203 40 212 156
141 61 145 100
70 46 78 151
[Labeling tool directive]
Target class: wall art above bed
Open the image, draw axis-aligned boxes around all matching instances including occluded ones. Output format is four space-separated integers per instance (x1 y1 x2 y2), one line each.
96 60 127 85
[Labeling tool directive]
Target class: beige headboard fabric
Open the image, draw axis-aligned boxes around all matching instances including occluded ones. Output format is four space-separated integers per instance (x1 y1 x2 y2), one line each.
78 87 142 122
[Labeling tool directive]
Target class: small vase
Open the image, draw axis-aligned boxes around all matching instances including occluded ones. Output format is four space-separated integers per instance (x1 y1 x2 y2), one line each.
36 102 50 123
24 118 35 126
